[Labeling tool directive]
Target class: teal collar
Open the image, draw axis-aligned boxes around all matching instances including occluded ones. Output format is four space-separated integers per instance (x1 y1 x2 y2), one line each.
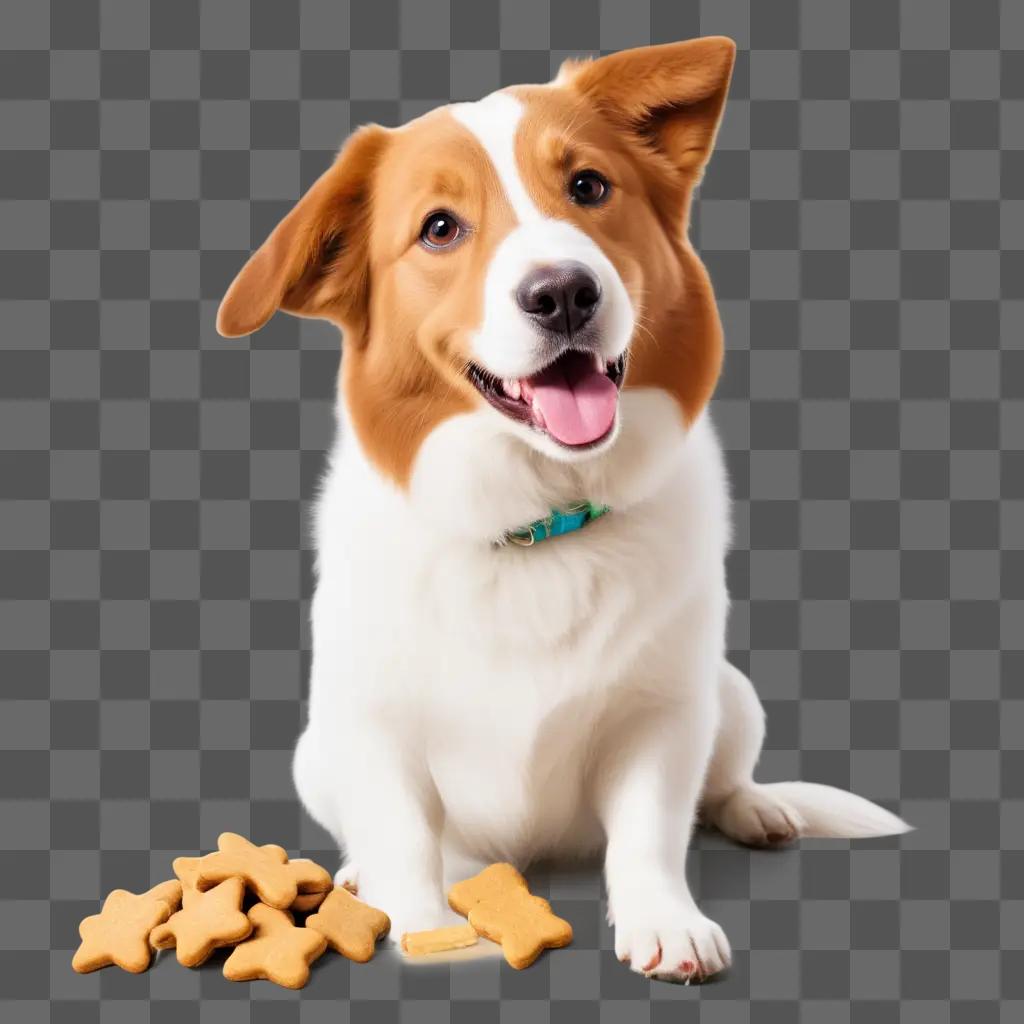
502 501 611 547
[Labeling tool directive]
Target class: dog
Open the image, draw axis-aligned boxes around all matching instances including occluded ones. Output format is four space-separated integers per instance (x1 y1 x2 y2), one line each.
217 38 909 982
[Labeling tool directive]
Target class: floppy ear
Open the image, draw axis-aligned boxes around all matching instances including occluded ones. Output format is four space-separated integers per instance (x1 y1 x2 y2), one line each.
216 124 391 339
562 37 736 177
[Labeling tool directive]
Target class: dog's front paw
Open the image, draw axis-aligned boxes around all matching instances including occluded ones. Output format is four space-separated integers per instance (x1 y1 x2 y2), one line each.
356 876 458 947
612 890 731 983
334 861 359 892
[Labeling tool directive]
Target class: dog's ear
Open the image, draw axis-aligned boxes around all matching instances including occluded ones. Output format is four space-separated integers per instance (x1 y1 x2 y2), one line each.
216 124 391 339
562 37 736 177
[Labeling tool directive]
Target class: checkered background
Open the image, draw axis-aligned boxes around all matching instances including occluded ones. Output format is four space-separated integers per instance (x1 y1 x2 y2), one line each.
0 0 1020 1019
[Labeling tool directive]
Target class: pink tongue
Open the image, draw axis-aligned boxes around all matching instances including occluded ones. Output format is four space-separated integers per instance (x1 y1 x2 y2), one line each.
526 351 618 446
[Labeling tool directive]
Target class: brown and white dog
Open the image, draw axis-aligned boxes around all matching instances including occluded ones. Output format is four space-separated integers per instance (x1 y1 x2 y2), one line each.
218 39 907 982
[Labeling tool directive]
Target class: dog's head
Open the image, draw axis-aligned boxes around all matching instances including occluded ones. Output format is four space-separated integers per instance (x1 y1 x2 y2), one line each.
218 38 735 488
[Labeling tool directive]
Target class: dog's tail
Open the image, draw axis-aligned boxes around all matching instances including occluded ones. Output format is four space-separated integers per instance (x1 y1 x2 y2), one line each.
757 781 910 840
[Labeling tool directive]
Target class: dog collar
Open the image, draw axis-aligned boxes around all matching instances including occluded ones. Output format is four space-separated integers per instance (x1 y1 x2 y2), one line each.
502 501 611 547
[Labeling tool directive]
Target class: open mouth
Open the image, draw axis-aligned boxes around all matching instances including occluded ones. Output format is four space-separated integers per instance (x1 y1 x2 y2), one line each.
468 349 626 448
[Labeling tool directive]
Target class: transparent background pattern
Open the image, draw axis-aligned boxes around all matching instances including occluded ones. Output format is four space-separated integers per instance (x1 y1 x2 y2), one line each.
1 0 1021 1020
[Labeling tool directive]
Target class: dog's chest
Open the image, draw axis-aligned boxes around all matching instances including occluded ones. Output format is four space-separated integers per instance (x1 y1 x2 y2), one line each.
318 420 716 708
312 412 727 852
416 511 687 682
399 525 687 847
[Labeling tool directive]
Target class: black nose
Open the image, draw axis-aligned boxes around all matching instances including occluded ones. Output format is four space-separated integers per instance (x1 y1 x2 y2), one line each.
515 261 602 335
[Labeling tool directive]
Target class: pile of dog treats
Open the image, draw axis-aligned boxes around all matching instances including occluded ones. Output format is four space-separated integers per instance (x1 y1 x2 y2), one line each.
71 833 572 988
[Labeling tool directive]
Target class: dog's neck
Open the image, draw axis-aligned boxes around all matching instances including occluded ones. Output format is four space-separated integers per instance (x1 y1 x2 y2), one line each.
388 388 696 547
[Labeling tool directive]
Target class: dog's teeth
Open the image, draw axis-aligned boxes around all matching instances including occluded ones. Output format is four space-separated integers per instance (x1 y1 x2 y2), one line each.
594 353 604 372
504 378 521 400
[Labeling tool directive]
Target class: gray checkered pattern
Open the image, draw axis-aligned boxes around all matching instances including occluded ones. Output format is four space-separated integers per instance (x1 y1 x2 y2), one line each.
0 0 1020 1019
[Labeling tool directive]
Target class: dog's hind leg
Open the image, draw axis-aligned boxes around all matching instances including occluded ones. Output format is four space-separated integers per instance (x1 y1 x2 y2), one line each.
700 661 794 846
701 661 910 845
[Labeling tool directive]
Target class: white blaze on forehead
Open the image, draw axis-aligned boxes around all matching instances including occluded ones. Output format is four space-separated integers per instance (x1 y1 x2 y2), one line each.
451 91 542 223
449 85 637 463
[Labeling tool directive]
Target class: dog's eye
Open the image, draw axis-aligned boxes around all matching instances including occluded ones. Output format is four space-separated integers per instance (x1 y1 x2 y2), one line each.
569 170 610 206
420 211 462 249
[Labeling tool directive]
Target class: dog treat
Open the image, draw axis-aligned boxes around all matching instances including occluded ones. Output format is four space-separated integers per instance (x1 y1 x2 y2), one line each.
401 923 479 956
178 844 298 889
172 855 203 891
259 842 290 861
195 832 297 909
222 903 327 989
72 879 183 974
295 867 359 910
287 858 334 912
305 886 391 963
291 890 329 913
150 877 252 967
448 863 573 970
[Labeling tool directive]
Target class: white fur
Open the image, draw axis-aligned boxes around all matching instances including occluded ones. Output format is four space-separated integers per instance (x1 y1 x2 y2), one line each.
294 393 909 980
452 92 542 223
297 396 730 961
292 89 909 983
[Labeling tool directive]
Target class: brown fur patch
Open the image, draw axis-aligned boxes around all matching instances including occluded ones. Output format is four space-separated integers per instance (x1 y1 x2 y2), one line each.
341 108 517 486
508 36 734 426
216 124 391 340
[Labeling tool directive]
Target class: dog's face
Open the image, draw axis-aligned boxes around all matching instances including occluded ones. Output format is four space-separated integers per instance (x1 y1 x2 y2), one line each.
218 38 735 486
